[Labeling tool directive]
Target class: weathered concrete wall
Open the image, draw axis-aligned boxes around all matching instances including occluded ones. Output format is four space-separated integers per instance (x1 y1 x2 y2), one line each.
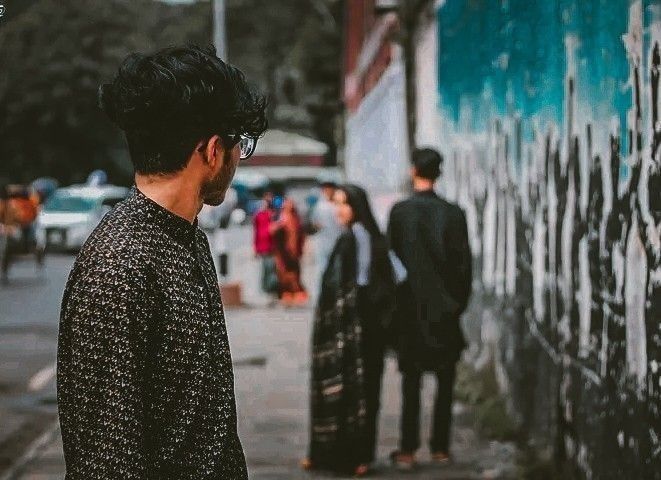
418 1 661 477
345 53 411 195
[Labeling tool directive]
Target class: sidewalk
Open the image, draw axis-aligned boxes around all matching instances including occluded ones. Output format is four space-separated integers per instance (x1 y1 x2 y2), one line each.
7 238 519 480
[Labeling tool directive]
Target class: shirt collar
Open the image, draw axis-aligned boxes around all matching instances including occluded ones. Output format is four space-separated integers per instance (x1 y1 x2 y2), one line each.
413 188 437 198
128 186 199 246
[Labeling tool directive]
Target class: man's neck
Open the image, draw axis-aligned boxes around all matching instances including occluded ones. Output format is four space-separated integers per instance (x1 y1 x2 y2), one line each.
135 173 202 224
412 177 435 193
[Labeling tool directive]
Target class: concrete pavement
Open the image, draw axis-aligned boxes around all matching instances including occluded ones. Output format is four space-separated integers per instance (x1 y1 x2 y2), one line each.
0 253 68 477
5 302 518 480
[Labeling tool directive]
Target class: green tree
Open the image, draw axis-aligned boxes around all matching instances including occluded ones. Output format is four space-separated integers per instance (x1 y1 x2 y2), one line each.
227 0 344 164
0 0 211 185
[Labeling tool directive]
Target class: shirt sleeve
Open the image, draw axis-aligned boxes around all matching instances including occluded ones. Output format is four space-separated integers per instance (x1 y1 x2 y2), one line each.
58 258 151 479
386 204 399 255
388 250 408 284
447 209 473 312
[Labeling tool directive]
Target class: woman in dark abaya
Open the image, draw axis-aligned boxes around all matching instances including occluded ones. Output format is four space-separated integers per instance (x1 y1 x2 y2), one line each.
302 184 397 476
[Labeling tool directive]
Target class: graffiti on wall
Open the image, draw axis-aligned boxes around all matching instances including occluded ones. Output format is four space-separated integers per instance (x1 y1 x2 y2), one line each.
434 0 660 477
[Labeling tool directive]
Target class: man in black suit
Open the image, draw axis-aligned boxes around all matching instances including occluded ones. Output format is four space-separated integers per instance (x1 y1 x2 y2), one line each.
387 148 472 469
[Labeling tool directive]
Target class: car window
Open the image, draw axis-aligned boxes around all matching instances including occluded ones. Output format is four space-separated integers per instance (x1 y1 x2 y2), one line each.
43 195 98 213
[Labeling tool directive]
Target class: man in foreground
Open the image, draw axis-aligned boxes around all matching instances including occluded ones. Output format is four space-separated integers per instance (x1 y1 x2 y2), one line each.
387 148 472 469
57 45 267 479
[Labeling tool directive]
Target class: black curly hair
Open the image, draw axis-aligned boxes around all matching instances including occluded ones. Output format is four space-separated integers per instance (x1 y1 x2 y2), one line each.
99 44 268 175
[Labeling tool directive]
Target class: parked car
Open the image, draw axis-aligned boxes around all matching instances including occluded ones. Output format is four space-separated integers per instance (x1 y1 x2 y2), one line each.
35 185 129 251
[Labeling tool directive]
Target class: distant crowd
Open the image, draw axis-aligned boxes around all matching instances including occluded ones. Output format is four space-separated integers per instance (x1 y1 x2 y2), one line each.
252 191 309 306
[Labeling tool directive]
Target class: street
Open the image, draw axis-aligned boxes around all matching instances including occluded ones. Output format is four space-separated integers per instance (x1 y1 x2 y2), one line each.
0 225 518 480
0 251 64 475
0 225 257 477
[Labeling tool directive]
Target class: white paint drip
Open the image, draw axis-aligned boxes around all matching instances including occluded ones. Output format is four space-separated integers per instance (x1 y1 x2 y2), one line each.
561 167 576 312
462 151 482 257
482 149 498 291
578 238 592 357
625 214 648 388
547 141 560 327
506 192 517 296
495 187 507 297
532 208 546 322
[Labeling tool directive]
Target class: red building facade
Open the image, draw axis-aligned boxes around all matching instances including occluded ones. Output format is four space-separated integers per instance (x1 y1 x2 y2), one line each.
343 1 400 113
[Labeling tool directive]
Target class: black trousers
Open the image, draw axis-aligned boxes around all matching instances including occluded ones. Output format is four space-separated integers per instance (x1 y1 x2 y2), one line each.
400 363 457 454
357 287 385 464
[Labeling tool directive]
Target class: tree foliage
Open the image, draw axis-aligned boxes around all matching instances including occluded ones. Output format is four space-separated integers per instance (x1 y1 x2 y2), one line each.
227 0 344 163
0 0 345 183
0 0 211 185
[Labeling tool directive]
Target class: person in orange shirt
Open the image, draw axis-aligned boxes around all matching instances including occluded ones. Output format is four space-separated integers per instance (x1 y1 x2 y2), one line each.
1 185 43 281
271 197 308 306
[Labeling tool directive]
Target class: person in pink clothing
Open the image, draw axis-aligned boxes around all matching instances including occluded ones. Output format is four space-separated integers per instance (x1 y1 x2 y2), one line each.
253 191 278 297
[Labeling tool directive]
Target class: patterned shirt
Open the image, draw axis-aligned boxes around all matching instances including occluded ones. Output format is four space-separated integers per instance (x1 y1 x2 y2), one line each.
57 187 247 479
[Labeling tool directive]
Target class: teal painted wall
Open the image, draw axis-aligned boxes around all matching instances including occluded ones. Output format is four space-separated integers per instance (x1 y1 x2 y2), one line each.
431 1 661 477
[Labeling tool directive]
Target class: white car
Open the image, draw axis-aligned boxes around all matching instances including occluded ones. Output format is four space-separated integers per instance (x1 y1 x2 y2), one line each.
35 185 129 251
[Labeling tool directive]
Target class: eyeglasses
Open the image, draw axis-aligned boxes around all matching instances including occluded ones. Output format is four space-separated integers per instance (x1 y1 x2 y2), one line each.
238 135 257 160
200 135 258 159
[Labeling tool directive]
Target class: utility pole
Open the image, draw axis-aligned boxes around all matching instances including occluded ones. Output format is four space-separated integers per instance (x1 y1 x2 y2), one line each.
213 0 227 61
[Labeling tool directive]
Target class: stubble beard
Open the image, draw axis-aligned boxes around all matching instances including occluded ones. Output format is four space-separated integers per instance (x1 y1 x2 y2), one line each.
202 150 238 206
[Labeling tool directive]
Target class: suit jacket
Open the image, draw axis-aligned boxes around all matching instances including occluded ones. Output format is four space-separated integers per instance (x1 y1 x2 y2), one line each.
387 190 472 371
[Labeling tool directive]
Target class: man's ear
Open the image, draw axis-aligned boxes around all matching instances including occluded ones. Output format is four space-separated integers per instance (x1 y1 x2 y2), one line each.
410 166 418 178
204 135 223 169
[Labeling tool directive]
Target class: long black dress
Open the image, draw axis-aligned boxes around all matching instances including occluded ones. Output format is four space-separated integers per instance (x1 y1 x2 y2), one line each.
308 231 367 473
